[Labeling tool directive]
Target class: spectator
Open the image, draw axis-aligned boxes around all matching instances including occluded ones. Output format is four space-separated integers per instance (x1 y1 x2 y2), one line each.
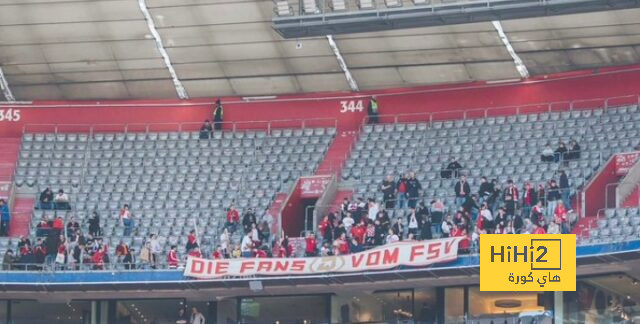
36 215 51 237
71 243 84 270
115 240 130 263
342 213 354 235
420 211 432 240
52 215 64 234
304 232 318 257
34 239 47 265
442 158 463 179
139 241 152 269
547 180 561 219
477 176 493 203
396 174 409 209
554 142 568 163
212 246 224 260
536 183 546 207
241 232 254 257
531 222 546 234
531 201 545 226
351 220 366 245
441 215 453 238
430 199 445 236
53 189 70 210
541 144 554 162
547 220 561 234
367 198 379 221
92 246 105 270
2 249 14 270
454 175 471 208
242 207 257 233
258 221 270 244
0 199 9 236
334 232 350 255
350 238 364 253
231 245 242 258
186 230 199 251
119 204 134 237
554 201 569 234
225 204 240 233
55 237 67 267
558 170 573 211
199 120 213 140
488 179 501 211
407 208 420 238
367 96 379 124
406 172 422 208
38 188 54 210
190 307 206 324
66 216 79 238
88 212 101 237
149 234 161 269
567 139 581 160
503 180 519 217
522 182 535 218
167 245 179 269
249 223 260 245
386 229 400 244
213 98 224 131
462 195 480 221
220 228 230 257
380 175 396 209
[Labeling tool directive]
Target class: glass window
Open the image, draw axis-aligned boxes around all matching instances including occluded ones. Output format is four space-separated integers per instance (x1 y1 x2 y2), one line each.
566 275 640 323
332 290 415 323
114 299 190 324
444 287 464 324
10 300 91 324
239 295 328 324
414 288 437 324
468 287 552 324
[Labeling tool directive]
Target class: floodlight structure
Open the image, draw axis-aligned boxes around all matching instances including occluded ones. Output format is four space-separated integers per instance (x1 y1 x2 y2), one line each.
302 0 320 14
330 0 347 11
274 0 293 16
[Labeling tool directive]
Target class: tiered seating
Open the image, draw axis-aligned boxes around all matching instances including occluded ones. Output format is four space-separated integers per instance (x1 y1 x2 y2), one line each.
12 127 335 257
588 207 640 244
343 105 640 208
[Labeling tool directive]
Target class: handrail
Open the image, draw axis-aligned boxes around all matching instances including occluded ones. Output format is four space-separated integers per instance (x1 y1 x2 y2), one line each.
361 94 639 126
22 117 339 136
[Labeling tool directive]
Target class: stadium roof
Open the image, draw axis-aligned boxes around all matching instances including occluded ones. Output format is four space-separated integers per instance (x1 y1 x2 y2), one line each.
0 0 639 100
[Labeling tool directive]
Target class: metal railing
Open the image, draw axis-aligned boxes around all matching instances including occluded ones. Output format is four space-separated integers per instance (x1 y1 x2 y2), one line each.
361 94 640 126
22 117 338 136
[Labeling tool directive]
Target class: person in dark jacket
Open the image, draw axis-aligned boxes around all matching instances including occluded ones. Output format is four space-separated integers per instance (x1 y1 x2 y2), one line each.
454 175 471 208
442 158 463 179
0 199 10 236
566 139 581 160
199 120 213 139
477 176 493 203
558 170 572 211
380 175 396 209
213 98 224 131
88 212 101 237
406 172 422 209
554 142 568 163
367 96 379 124
39 187 54 210
547 180 562 218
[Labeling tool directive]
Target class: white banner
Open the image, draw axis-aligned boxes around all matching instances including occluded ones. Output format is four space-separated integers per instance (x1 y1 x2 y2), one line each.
184 237 462 279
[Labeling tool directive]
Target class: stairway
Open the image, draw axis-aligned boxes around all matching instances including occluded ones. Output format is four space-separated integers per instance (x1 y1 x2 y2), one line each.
622 186 640 208
9 197 34 237
0 137 20 180
315 131 359 176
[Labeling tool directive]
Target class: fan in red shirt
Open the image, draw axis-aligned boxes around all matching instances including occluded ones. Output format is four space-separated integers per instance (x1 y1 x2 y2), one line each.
451 225 470 252
317 216 330 238
304 233 318 257
334 233 350 255
167 245 180 268
52 216 64 233
186 230 199 251
188 247 202 258
554 201 568 233
350 220 366 245
212 247 224 260
255 248 268 258
92 247 105 270
225 205 240 233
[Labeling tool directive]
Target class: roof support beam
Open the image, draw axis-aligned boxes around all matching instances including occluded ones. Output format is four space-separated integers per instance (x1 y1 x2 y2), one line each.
0 66 16 101
492 20 530 79
137 0 189 99
326 35 359 92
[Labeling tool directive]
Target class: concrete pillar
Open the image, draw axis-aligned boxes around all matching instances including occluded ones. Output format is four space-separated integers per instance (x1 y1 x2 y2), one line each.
554 291 563 324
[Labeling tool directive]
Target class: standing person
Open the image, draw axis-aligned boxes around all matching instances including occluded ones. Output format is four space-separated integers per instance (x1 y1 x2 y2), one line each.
190 307 206 324
406 172 422 209
88 211 101 237
396 174 409 209
558 170 573 211
367 96 379 124
213 98 224 131
167 245 179 269
149 234 161 269
186 230 199 252
454 175 471 208
241 232 254 258
0 199 10 236
521 182 535 219
547 180 561 220
554 142 568 163
503 180 519 217
477 176 493 204
367 198 379 221
120 204 133 236
430 199 445 236
407 208 420 239
380 175 396 209
304 232 318 257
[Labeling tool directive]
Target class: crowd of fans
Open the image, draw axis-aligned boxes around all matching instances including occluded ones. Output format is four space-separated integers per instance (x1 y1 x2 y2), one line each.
2 138 580 270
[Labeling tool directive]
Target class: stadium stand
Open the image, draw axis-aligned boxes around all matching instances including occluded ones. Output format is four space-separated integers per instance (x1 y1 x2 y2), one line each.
4 127 336 264
589 207 640 244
